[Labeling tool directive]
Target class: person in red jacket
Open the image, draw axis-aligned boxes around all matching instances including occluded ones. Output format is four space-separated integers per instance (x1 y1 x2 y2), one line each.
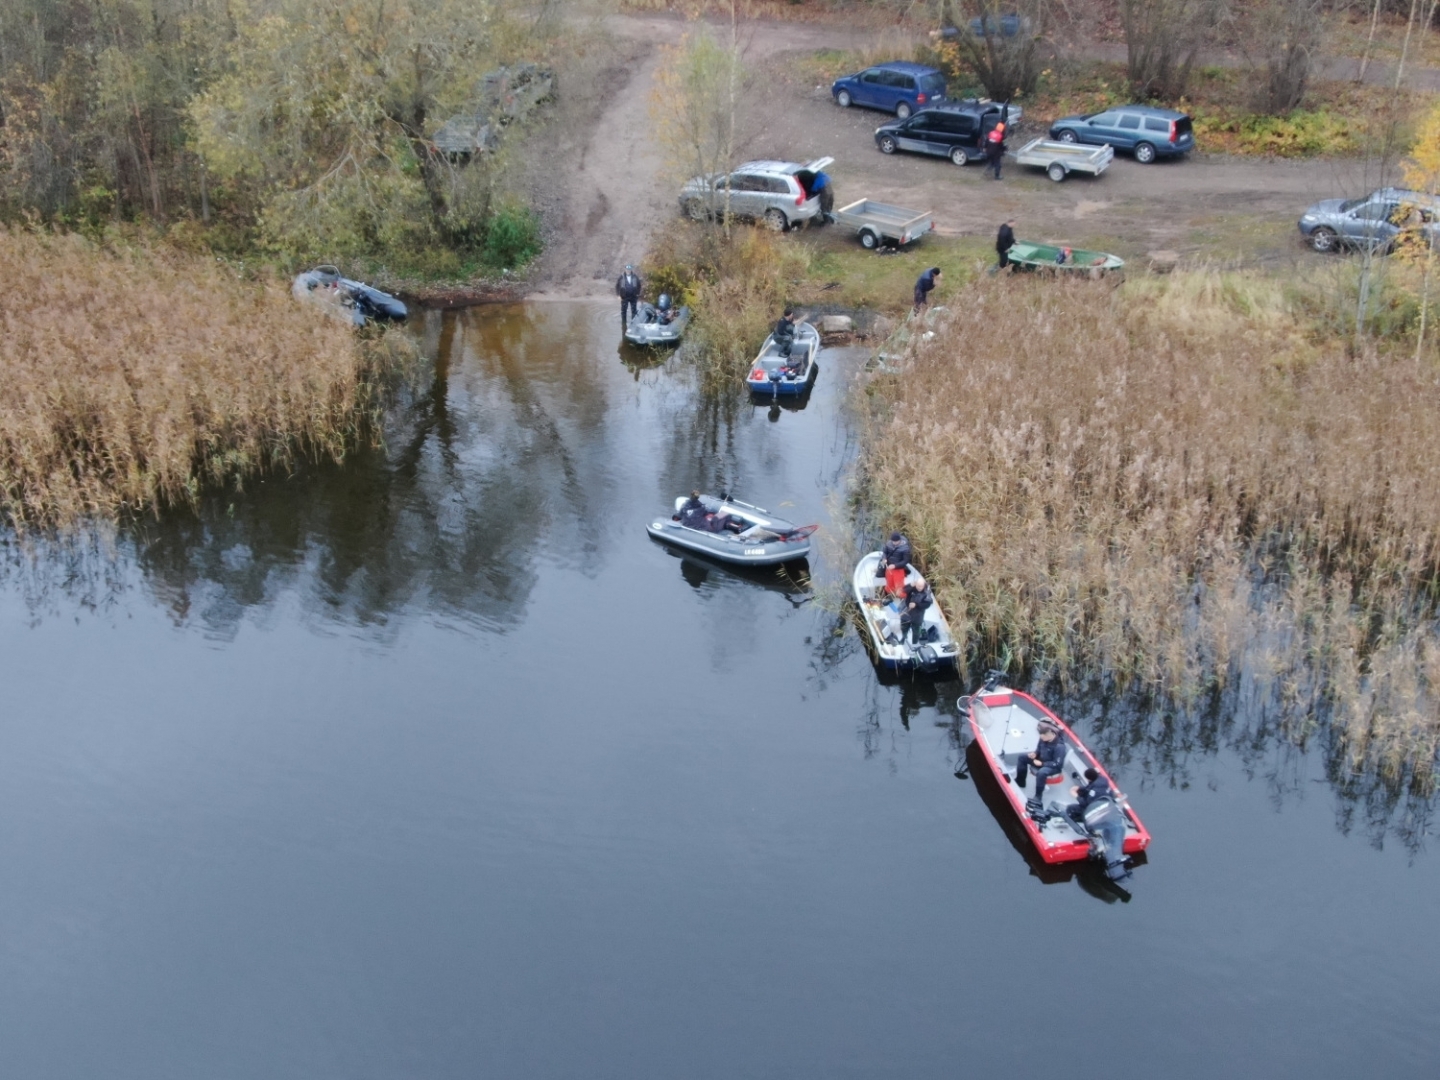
985 121 1006 180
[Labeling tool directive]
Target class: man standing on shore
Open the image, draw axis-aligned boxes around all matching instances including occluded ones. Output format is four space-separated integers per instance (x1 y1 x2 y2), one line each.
616 264 641 328
913 267 942 315
995 220 1016 272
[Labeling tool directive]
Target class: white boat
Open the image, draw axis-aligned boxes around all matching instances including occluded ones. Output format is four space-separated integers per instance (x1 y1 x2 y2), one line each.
851 551 959 672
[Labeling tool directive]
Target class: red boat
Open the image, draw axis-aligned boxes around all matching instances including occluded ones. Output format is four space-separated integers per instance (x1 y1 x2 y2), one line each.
962 674 1150 875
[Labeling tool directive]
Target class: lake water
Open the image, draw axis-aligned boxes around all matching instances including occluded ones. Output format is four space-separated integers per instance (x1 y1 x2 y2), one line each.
0 302 1436 1079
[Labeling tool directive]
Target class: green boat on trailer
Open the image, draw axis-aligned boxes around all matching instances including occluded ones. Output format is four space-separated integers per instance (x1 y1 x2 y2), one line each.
1006 240 1124 273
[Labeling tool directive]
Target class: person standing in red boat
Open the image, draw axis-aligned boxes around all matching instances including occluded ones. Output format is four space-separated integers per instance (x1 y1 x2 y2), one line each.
1015 722 1066 818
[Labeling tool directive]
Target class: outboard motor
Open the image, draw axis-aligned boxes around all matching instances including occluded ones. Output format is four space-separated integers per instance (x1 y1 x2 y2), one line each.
1080 797 1132 881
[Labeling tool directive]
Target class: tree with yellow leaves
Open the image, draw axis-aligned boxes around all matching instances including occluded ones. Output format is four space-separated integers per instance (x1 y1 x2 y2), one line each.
1402 100 1440 359
650 11 747 237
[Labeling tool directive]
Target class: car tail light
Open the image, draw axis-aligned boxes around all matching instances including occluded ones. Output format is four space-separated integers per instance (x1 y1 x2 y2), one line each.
796 188 806 206
916 93 927 104
1168 120 1177 143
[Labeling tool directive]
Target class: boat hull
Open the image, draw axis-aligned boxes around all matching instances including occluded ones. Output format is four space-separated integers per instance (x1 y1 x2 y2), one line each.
963 686 1151 864
293 266 408 326
851 552 959 673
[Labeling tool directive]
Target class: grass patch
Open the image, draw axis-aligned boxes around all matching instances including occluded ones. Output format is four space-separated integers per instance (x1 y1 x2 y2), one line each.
861 269 1440 791
0 227 405 530
795 232 990 313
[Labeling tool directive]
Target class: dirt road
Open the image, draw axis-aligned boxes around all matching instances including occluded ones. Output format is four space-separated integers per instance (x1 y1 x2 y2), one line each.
529 14 1414 296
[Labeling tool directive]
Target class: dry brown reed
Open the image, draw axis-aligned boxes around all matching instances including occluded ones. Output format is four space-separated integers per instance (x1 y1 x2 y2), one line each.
862 271 1440 791
0 228 388 529
644 223 809 393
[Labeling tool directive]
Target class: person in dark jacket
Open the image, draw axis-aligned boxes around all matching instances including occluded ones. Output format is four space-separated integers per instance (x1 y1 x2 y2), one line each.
679 490 707 527
1015 722 1066 815
985 121 1006 179
616 264 642 327
900 576 934 644
1066 768 1113 828
877 531 912 595
773 307 797 357
913 267 942 315
995 219 1016 272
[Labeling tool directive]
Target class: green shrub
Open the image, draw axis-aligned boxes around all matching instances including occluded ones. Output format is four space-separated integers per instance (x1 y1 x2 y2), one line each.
483 203 542 270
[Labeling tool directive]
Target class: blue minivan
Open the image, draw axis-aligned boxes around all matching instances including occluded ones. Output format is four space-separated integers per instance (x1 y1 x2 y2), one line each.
831 62 947 119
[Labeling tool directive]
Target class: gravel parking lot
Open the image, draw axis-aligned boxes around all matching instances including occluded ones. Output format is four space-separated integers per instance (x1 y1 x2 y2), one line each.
530 13 1393 295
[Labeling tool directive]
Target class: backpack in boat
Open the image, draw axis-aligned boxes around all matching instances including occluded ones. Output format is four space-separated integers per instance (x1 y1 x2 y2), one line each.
924 624 941 643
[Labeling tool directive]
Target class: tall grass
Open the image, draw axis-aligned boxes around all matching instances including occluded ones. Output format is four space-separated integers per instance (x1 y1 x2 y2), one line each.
861 271 1440 791
0 228 394 529
644 223 809 393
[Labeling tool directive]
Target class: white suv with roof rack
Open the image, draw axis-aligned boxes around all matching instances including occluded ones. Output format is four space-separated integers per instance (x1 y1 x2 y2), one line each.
679 157 834 231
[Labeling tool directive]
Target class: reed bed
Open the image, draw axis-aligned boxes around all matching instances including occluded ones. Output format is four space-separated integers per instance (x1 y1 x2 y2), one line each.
0 228 388 529
861 271 1440 791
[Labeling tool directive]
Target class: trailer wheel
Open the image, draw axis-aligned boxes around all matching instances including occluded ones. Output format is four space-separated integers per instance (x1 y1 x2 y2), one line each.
1047 162 1067 183
859 228 880 250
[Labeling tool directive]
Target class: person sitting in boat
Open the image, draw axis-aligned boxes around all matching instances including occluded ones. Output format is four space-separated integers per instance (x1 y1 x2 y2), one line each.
679 491 708 529
773 308 797 359
657 293 676 325
1070 767 1110 807
1015 722 1066 817
877 531 912 595
899 575 934 645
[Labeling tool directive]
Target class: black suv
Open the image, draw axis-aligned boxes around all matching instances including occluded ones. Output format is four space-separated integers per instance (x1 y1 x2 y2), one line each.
873 101 1022 166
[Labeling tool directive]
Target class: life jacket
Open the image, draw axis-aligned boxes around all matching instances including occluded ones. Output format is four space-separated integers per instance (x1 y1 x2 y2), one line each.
986 127 1004 145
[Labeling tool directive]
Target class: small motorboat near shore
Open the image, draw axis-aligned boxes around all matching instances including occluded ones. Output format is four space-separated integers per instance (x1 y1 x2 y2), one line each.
624 302 691 346
851 552 959 673
292 265 408 326
961 672 1150 882
647 494 817 566
745 321 820 396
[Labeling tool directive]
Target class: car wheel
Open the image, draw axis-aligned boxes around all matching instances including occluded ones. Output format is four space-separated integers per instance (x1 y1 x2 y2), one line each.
1134 142 1157 164
896 102 912 119
836 90 852 108
1056 129 1078 143
681 199 707 221
764 208 788 232
859 228 880 250
1047 162 1067 182
878 135 898 155
950 146 969 166
1309 227 1338 253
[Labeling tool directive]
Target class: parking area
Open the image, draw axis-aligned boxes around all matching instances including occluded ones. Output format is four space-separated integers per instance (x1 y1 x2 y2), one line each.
745 68 1387 269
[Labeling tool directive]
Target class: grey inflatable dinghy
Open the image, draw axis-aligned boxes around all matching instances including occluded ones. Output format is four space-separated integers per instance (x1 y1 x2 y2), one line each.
624 302 691 346
647 494 816 566
852 551 959 672
292 265 408 327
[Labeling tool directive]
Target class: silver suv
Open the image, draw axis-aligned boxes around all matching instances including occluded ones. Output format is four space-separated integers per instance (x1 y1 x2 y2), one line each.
1298 188 1439 253
679 157 834 231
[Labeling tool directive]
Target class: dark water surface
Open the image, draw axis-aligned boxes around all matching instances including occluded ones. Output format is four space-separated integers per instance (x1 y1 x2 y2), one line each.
1 303 1436 1079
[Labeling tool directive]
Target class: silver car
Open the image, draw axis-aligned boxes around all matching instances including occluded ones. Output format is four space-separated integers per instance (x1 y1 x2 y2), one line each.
1298 187 1438 253
679 157 834 231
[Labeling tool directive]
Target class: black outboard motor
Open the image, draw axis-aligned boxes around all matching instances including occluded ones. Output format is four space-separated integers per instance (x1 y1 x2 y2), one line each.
1079 797 1132 882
